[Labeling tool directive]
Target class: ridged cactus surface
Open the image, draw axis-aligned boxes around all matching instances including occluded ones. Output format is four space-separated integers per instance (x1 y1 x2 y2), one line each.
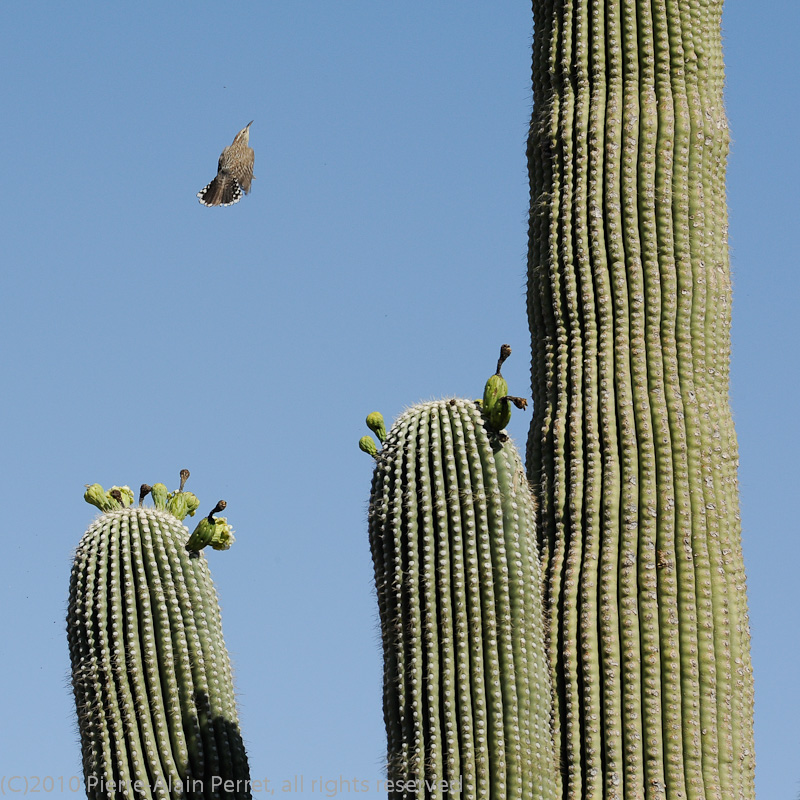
68 496 250 799
368 398 560 800
526 1 754 798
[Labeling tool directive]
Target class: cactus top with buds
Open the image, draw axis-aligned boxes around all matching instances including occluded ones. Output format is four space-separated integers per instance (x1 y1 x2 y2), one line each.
69 471 250 799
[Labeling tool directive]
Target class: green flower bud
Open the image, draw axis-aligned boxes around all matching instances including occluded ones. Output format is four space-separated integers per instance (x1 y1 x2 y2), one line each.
151 483 168 510
167 491 200 521
359 435 379 458
481 344 527 432
84 483 110 511
186 501 232 554
366 412 387 443
209 518 235 551
108 486 134 508
184 492 201 517
186 518 215 553
483 373 511 431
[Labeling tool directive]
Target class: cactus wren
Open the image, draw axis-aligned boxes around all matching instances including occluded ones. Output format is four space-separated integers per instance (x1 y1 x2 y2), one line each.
197 121 255 207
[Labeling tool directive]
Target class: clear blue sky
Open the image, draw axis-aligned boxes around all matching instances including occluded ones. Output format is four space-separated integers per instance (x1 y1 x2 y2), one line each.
0 3 796 798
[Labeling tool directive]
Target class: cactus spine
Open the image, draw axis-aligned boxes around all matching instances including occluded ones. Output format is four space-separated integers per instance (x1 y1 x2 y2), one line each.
527 1 754 798
368 398 560 800
68 483 250 799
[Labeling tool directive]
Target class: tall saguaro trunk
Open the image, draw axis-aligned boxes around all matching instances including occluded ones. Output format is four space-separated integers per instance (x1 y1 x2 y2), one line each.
526 1 754 798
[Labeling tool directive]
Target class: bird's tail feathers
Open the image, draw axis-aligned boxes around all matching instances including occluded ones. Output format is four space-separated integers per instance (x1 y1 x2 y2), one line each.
197 176 244 207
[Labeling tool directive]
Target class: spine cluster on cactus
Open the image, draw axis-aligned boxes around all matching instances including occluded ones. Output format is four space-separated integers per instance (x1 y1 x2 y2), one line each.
526 1 754 797
68 478 250 799
367 397 560 800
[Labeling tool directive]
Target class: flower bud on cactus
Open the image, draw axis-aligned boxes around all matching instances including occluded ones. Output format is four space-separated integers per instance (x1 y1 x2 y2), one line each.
483 372 512 431
209 519 235 551
84 483 111 511
482 344 525 432
84 484 134 512
186 501 233 554
168 490 201 520
109 485 134 508
151 482 168 510
186 518 216 553
359 435 378 458
365 412 387 443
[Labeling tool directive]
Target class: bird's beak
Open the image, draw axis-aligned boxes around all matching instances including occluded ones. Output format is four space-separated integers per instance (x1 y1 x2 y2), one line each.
246 120 253 128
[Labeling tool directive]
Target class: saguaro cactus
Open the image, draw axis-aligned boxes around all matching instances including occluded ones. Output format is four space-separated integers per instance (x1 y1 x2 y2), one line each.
367 394 560 800
526 1 754 798
68 478 250 799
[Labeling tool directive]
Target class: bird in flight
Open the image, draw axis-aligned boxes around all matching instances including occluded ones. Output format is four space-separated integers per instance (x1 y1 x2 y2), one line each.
197 121 255 207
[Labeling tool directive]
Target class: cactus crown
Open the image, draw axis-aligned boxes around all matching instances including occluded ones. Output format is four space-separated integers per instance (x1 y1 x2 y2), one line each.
85 470 234 555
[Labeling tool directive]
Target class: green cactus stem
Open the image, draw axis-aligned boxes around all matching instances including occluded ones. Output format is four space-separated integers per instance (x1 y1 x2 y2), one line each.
368 398 560 800
526 1 754 797
68 479 250 799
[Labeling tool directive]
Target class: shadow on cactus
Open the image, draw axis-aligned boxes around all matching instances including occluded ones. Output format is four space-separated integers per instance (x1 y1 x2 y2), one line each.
68 470 251 799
